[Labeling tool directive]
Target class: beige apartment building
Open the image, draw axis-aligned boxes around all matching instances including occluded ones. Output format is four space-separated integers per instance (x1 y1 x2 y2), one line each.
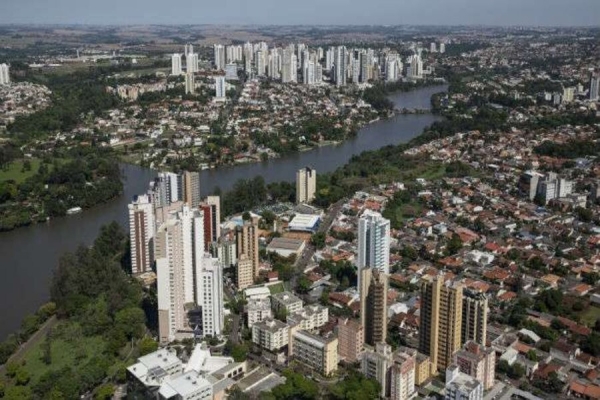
454 341 496 391
296 166 316 204
337 318 364 363
360 268 388 346
292 330 338 376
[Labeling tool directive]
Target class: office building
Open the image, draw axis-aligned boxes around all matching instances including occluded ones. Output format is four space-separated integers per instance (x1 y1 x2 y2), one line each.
454 341 495 391
186 52 198 74
292 331 338 376
185 73 195 95
171 54 183 76
419 274 463 373
0 64 9 85
360 268 388 346
337 318 364 363
252 318 289 352
390 348 417 400
590 75 599 101
129 194 155 275
247 298 273 327
236 218 260 278
357 210 391 280
196 254 224 337
155 205 205 343
296 166 316 204
361 343 393 398
215 76 226 100
236 254 254 290
271 291 303 316
213 44 226 71
445 365 483 400
182 171 200 208
462 290 488 346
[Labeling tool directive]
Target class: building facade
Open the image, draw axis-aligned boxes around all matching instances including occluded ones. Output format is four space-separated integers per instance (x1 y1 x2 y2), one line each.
357 210 391 279
292 330 338 376
360 268 388 346
454 341 495 391
128 194 155 274
461 290 488 346
296 166 317 204
337 318 364 363
236 218 260 278
390 347 417 400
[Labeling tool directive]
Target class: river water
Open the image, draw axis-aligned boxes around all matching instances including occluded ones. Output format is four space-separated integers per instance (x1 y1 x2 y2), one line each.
0 84 446 340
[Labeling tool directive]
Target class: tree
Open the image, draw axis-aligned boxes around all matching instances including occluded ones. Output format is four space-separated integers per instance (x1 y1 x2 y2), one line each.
138 337 158 356
15 368 30 385
445 233 463 255
114 307 146 340
296 275 312 294
310 232 326 250
95 384 114 400
328 371 380 400
269 370 319 400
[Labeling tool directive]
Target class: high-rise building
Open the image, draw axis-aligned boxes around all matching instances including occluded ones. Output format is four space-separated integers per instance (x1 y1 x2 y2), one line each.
360 268 388 347
407 54 423 79
155 205 205 343
184 43 193 57
440 43 446 54
196 253 224 337
268 48 281 79
186 52 198 73
0 63 10 85
454 341 496 391
171 54 183 76
236 218 260 278
430 42 438 53
419 274 464 373
128 194 155 274
361 342 393 398
303 61 316 85
325 47 334 72
212 237 236 268
337 318 364 363
205 196 221 240
357 210 391 282
213 44 226 71
236 254 254 290
386 59 399 82
334 46 347 86
295 166 316 204
185 73 195 95
390 348 417 400
182 171 200 208
152 172 182 207
461 290 488 346
590 75 599 101
256 50 266 76
215 76 226 100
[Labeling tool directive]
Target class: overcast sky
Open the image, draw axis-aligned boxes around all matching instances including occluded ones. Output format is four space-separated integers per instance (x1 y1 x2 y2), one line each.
1 0 599 26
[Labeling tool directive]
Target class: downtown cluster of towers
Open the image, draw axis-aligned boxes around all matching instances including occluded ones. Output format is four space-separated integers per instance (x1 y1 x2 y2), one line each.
172 41 447 88
355 210 494 399
171 44 226 97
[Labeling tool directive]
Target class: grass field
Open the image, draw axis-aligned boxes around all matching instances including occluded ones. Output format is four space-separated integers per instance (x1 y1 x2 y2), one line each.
0 159 42 184
268 282 285 294
578 306 600 327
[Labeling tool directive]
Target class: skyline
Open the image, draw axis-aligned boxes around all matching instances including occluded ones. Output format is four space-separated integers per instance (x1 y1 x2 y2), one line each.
1 0 600 27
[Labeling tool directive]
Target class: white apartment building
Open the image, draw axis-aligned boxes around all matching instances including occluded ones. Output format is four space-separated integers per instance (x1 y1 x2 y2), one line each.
171 54 183 76
247 298 273 327
196 254 224 337
128 194 155 274
252 318 289 352
357 210 391 286
0 64 10 85
271 292 303 315
286 304 328 331
215 76 226 100
390 348 417 400
445 365 483 400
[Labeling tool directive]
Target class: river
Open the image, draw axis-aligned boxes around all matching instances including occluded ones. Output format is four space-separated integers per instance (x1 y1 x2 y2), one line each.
0 84 446 340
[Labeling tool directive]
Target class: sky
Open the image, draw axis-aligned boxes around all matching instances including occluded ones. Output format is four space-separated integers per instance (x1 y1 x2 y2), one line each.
1 0 600 27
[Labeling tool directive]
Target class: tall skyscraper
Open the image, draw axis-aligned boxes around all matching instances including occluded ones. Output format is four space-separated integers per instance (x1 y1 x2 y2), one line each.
590 74 599 101
430 42 438 53
0 64 10 85
182 171 200 208
407 54 423 79
334 46 347 86
236 254 254 290
303 61 316 85
236 218 260 279
184 43 193 57
439 43 446 54
337 318 364 363
295 166 316 204
205 196 221 240
268 48 281 79
357 210 391 281
156 205 205 343
390 348 417 400
152 172 182 207
325 47 334 72
461 290 488 346
419 274 464 373
128 194 155 274
186 52 198 73
360 268 388 346
196 253 224 337
185 73 195 95
215 76 226 100
213 44 226 71
171 54 183 76
256 50 266 76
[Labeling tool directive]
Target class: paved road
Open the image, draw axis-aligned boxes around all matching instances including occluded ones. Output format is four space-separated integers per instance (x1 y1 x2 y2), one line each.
0 316 58 373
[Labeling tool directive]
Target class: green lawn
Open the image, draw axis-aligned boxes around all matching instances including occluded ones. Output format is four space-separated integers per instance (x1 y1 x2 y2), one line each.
578 306 600 327
19 322 106 385
0 159 41 184
268 282 285 294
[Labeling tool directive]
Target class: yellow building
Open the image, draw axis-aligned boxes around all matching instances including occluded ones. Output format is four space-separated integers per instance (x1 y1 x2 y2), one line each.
292 330 338 376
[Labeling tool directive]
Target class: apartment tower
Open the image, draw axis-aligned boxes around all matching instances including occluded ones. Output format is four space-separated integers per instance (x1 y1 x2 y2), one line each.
296 166 317 204
360 268 388 346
